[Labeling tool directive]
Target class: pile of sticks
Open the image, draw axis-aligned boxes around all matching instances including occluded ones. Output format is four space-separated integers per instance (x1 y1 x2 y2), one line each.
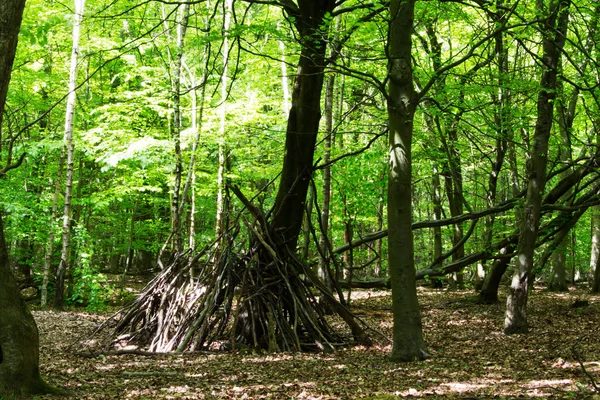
93 193 372 353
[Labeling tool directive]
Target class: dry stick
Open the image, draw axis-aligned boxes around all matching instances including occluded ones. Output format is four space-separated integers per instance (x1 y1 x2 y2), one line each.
232 186 341 350
573 345 600 393
308 178 348 306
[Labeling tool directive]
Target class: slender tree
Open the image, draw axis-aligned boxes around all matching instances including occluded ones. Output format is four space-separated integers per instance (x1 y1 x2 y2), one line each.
215 0 232 251
170 3 191 254
54 0 85 309
504 0 570 334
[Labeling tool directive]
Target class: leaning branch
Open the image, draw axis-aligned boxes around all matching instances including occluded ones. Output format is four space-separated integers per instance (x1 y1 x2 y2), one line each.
0 152 26 179
332 196 521 254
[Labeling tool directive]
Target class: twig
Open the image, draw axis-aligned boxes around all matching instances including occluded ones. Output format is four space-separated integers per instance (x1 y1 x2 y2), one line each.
573 345 600 392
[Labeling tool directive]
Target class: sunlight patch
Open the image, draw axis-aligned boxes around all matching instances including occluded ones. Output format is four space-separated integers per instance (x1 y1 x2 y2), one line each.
441 381 488 393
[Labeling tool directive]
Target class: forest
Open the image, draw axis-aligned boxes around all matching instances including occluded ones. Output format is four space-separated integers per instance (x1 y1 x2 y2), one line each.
1 0 600 398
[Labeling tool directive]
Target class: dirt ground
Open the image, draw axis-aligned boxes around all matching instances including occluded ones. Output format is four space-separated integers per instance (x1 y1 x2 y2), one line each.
31 286 600 399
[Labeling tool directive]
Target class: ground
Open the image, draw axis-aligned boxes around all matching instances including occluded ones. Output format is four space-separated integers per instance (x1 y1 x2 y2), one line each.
30 286 600 399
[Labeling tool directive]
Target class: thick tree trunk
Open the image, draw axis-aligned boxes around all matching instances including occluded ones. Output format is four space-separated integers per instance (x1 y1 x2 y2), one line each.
0 216 50 397
477 245 514 304
0 1 54 395
55 0 85 309
269 1 335 252
387 0 427 362
504 1 569 334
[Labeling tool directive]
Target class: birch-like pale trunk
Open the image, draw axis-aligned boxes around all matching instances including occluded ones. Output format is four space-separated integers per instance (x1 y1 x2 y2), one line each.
215 0 233 248
54 0 85 309
318 71 335 284
169 3 190 254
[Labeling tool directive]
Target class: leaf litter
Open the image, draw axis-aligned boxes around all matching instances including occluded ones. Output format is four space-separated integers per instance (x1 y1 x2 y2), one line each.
31 286 600 399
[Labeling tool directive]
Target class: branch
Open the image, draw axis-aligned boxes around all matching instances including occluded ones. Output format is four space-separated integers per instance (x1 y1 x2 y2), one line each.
331 196 521 255
241 0 299 18
573 345 600 393
313 129 387 171
0 152 26 179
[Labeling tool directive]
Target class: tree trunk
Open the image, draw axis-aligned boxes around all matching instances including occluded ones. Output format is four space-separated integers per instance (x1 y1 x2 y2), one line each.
591 156 600 293
0 0 54 395
170 3 191 254
215 0 232 252
387 0 427 361
54 0 85 309
0 215 50 396
504 0 569 334
41 148 65 306
375 167 385 278
269 1 336 252
318 69 335 285
477 245 514 304
479 3 511 291
592 212 600 292
550 8 598 291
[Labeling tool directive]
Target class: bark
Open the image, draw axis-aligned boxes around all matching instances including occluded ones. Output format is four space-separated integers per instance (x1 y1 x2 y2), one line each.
0 0 55 395
592 212 600 292
301 184 314 260
591 131 600 293
269 0 336 252
387 0 427 361
279 28 290 114
0 215 51 396
54 0 85 309
215 0 232 251
375 169 385 278
477 245 514 304
170 3 191 254
479 2 511 291
549 8 597 291
41 148 65 306
504 0 569 335
318 68 335 286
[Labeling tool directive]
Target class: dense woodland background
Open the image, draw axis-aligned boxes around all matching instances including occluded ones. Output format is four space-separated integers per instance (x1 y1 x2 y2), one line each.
4 0 600 307
2 0 600 397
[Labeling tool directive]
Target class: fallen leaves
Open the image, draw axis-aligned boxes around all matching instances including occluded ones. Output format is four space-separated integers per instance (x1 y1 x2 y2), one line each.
30 286 600 399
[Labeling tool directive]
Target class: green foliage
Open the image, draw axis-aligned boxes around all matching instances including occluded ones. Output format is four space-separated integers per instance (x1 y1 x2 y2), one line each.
68 252 114 312
1 0 600 308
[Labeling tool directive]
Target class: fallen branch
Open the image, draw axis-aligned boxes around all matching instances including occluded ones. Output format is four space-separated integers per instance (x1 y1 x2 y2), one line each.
573 345 600 393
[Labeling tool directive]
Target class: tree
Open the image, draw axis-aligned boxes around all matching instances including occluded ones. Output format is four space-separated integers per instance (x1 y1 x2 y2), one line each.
54 0 86 309
0 0 54 396
387 0 427 361
504 0 570 335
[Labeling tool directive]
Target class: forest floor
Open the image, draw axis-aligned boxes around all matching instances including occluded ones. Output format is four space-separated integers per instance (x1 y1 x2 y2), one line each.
32 285 600 399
